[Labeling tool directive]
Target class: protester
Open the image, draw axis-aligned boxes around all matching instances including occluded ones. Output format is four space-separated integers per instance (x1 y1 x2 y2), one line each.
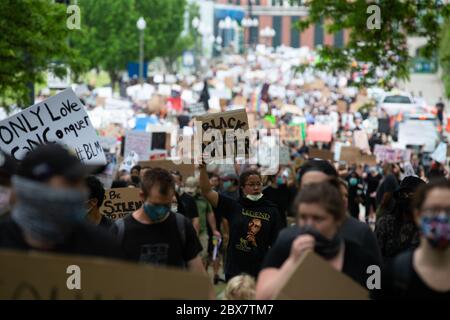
172 171 200 232
130 165 141 178
0 151 16 217
184 177 221 266
263 169 297 228
85 175 114 229
199 163 281 281
375 176 426 265
298 160 382 265
220 173 240 201
223 274 256 300
256 182 379 299
365 167 382 222
373 179 450 299
113 168 204 272
376 163 400 215
0 144 123 259
346 168 364 220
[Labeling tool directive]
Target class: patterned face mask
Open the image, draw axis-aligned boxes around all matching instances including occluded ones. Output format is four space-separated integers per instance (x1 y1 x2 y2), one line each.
420 213 450 250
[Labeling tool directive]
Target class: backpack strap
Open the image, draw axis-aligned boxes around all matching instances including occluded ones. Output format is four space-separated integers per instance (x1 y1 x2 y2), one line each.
114 218 125 245
174 212 186 250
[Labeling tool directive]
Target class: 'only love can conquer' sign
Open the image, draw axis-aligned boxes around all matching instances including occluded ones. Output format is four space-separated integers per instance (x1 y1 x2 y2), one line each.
0 88 106 164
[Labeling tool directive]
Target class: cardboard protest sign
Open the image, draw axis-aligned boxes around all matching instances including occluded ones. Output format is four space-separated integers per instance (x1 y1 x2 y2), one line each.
309 148 334 161
340 146 361 163
353 130 370 153
100 188 142 220
280 125 301 142
275 251 369 300
124 131 152 162
0 88 106 164
282 104 303 115
195 109 249 160
279 145 291 165
224 77 234 89
188 103 206 117
0 249 212 300
398 120 438 152
337 100 347 113
306 124 333 143
139 160 196 179
374 145 412 163
341 146 377 165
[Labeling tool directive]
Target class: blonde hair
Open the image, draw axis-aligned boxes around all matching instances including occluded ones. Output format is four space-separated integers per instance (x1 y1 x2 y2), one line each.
223 274 256 300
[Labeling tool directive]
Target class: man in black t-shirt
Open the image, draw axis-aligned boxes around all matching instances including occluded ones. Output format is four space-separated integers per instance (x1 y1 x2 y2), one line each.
172 171 200 232
114 168 204 272
85 175 114 229
0 144 123 260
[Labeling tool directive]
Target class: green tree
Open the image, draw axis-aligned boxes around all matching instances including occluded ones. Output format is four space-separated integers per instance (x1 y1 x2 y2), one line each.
0 0 82 108
439 18 450 98
295 0 450 88
71 0 140 90
72 0 189 89
162 1 200 72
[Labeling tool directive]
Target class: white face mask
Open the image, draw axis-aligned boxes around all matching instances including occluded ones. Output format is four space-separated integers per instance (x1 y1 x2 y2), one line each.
246 193 263 202
0 186 11 216
171 204 178 213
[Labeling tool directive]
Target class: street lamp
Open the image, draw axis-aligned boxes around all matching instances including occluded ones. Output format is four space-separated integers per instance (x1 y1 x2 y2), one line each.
259 27 275 47
136 17 147 85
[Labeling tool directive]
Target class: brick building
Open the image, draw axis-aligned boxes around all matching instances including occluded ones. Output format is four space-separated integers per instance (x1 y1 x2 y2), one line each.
207 0 348 50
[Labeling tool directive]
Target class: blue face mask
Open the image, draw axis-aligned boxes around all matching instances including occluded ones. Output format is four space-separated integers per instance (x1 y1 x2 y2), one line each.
349 177 358 186
143 203 170 222
223 181 232 190
276 176 284 186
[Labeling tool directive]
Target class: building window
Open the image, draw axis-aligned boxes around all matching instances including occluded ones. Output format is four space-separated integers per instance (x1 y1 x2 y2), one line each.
314 18 324 47
334 30 344 48
291 16 300 48
273 15 282 47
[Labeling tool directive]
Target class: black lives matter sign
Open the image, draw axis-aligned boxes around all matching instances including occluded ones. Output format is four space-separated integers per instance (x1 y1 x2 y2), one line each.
0 88 106 164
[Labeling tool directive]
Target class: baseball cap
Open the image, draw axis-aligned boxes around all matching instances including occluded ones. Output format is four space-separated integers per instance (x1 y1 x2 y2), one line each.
394 176 425 198
17 144 104 182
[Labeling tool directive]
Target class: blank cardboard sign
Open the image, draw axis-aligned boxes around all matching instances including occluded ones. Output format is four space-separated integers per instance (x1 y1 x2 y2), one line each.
0 249 212 300
139 160 196 179
275 251 369 300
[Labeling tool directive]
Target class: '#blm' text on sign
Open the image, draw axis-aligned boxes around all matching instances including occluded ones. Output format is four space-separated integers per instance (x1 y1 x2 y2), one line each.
195 109 250 161
100 188 142 220
0 88 106 164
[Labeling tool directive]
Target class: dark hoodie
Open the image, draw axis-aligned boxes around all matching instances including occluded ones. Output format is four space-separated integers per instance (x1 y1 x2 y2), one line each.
215 193 281 280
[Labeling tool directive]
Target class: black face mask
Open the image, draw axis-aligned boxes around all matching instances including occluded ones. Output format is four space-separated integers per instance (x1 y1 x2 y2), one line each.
297 226 342 260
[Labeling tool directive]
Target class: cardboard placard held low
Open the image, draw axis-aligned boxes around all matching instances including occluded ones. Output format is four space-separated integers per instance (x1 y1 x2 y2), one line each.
100 188 142 220
309 148 334 161
0 249 212 300
139 160 196 179
275 251 369 300
340 146 377 165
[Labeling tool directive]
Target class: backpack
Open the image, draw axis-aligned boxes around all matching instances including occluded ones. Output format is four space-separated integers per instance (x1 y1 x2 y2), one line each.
114 212 186 251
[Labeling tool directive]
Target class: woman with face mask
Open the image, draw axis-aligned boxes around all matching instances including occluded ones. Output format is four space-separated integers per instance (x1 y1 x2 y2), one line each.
375 176 425 266
199 163 281 281
373 179 450 299
256 181 379 299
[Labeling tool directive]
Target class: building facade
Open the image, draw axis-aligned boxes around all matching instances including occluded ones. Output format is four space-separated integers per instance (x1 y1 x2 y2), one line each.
206 0 348 51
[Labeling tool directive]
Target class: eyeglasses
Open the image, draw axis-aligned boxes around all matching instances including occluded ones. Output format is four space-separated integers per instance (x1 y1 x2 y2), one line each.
245 183 262 188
